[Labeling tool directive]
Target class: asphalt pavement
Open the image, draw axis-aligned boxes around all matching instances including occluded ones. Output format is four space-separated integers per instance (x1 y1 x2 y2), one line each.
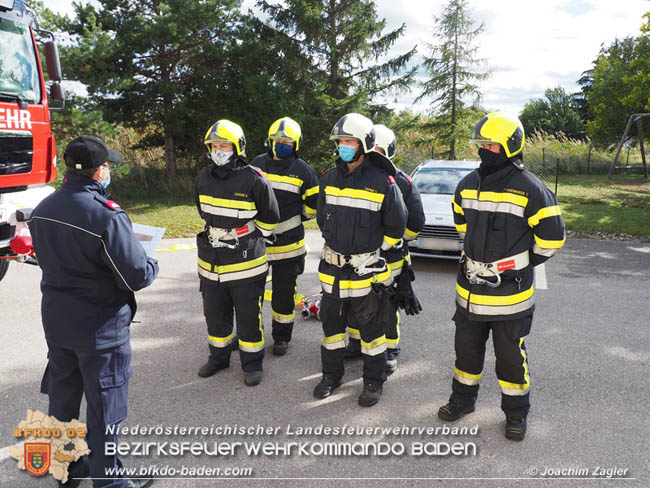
1 231 648 487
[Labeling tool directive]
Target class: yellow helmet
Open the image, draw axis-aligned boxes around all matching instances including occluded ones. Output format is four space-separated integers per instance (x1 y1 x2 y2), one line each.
204 119 246 156
470 112 525 158
267 117 302 151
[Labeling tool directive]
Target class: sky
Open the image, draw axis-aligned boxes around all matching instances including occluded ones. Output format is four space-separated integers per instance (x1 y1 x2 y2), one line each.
46 0 650 115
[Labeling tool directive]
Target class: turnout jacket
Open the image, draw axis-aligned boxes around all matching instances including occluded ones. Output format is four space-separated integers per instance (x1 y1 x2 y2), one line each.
381 168 425 278
317 151 408 298
195 157 280 287
453 162 565 321
250 152 319 264
28 172 159 352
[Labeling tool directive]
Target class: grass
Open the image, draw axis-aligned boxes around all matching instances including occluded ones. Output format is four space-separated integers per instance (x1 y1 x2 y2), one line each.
111 173 650 241
544 174 650 240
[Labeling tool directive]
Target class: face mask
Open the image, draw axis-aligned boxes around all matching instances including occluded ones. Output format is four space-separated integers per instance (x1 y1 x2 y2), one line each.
478 147 505 167
338 144 357 162
211 149 234 166
100 167 111 189
272 141 294 159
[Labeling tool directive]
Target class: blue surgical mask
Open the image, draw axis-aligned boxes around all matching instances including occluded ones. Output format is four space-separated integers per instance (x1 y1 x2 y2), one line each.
101 167 111 189
338 144 356 162
272 141 294 159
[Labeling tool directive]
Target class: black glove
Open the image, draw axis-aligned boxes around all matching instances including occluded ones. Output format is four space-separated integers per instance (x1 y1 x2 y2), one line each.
395 262 423 315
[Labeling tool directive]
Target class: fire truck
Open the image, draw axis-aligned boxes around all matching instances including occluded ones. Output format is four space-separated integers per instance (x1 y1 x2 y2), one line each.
0 0 63 281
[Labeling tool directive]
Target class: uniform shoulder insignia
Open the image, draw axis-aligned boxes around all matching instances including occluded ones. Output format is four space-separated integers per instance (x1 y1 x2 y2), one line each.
388 175 395 184
322 168 331 175
253 167 264 177
405 175 413 184
103 200 121 210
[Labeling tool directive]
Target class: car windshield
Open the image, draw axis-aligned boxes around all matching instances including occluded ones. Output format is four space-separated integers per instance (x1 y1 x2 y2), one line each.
0 17 40 103
412 167 475 195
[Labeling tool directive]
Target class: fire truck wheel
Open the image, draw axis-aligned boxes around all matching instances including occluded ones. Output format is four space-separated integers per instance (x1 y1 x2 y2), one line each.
0 259 9 282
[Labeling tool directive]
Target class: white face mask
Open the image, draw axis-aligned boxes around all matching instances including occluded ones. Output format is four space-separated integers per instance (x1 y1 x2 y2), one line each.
211 149 234 166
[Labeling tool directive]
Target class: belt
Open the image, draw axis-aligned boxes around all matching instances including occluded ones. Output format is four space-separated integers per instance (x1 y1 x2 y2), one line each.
207 220 256 249
463 250 530 288
321 244 387 275
272 214 302 235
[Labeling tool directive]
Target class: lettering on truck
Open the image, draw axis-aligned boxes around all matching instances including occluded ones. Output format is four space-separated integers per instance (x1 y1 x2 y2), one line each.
0 108 32 130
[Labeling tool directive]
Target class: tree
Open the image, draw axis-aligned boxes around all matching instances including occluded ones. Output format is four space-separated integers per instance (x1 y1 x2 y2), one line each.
416 0 489 160
586 26 650 145
519 87 584 140
256 0 417 171
53 0 242 178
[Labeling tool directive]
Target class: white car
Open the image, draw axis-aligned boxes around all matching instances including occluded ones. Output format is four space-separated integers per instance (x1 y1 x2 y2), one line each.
408 159 480 259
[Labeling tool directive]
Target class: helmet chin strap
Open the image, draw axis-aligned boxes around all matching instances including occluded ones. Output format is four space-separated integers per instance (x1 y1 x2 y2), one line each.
350 146 365 163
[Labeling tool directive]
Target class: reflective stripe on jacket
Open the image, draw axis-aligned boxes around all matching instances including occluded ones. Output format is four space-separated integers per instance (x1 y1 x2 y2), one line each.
195 157 280 286
250 152 319 264
317 151 407 298
453 163 565 321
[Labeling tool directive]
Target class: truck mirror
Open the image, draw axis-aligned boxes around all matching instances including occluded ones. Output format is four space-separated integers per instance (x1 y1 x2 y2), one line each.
45 41 62 82
50 82 65 102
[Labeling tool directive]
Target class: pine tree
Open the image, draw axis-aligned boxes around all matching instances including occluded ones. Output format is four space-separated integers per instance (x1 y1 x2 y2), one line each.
256 0 416 170
416 0 489 159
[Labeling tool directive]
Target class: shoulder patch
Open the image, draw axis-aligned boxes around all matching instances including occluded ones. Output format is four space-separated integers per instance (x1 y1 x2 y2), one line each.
103 200 121 210
388 175 395 184
322 168 331 176
406 175 413 184
254 167 264 177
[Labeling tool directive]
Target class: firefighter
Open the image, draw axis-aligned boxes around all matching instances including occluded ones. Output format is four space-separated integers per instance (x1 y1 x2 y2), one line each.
250 117 319 356
344 124 425 375
314 113 407 407
195 120 280 386
438 112 565 440
29 136 159 488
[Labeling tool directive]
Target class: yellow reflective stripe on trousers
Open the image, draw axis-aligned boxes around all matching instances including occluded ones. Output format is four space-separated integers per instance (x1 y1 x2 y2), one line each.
528 205 561 227
361 335 387 356
239 296 264 352
456 283 535 316
323 333 346 350
208 333 233 348
272 309 294 324
499 338 530 396
267 239 306 261
454 367 482 385
347 327 360 340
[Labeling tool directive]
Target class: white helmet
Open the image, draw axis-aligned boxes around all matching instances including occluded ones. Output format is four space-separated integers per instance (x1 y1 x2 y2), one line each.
373 124 396 159
329 113 375 153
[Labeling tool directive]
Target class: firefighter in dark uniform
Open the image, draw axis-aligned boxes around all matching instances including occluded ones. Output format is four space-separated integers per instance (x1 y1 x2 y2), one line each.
250 117 319 356
438 112 565 440
29 136 159 488
314 113 407 407
195 120 280 386
344 125 425 375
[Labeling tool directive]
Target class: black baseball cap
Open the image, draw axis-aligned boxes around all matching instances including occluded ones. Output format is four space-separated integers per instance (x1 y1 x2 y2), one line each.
64 136 123 169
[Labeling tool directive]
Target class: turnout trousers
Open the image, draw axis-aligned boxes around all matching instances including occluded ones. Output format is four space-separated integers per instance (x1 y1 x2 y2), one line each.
201 279 266 372
270 258 304 344
320 292 387 385
41 341 132 488
450 312 532 418
348 301 400 361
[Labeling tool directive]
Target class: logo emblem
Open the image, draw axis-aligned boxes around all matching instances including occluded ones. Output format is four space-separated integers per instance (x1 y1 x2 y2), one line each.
25 443 51 476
